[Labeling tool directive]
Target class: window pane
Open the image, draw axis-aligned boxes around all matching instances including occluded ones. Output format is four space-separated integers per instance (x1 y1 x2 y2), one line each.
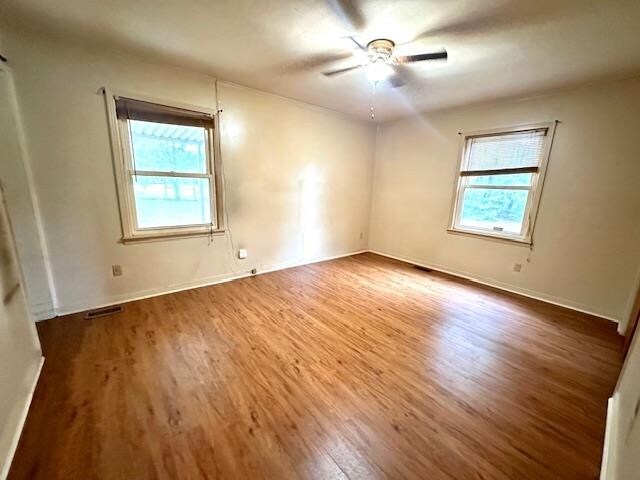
129 120 207 174
459 188 529 235
133 176 211 228
466 130 546 171
467 173 532 187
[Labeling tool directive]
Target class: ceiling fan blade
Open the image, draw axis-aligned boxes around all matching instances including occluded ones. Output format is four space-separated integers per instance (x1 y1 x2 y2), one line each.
388 65 421 88
325 0 366 31
280 52 354 74
388 74 407 88
322 64 363 77
406 2 580 44
345 35 366 51
396 51 447 64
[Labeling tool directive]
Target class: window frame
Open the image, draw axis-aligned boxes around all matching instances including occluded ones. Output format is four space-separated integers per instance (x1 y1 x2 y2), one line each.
103 88 225 243
448 122 556 245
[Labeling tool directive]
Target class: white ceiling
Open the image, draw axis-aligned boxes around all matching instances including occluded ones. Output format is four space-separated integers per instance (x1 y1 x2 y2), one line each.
2 0 640 121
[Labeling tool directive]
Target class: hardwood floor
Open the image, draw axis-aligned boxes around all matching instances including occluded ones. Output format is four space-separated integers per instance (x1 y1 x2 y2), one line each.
9 253 622 480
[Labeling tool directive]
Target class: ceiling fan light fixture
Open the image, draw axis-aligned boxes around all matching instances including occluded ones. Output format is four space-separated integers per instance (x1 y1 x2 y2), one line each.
366 59 393 83
320 35 447 84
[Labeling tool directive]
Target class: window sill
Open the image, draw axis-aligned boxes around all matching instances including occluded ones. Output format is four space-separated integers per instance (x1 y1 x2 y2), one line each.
447 227 532 247
120 229 226 244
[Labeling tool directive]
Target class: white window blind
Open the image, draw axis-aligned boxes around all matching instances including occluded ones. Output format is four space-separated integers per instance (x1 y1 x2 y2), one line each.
462 129 547 176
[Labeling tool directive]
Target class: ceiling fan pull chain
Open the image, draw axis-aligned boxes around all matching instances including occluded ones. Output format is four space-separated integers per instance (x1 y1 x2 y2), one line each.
370 81 377 120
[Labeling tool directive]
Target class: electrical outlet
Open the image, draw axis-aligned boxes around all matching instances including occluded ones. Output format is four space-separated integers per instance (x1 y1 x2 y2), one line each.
238 249 247 259
112 265 123 277
513 263 522 272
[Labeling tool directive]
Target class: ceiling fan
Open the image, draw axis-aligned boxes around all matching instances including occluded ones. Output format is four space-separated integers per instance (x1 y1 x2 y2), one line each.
316 0 447 87
322 37 447 84
289 0 572 88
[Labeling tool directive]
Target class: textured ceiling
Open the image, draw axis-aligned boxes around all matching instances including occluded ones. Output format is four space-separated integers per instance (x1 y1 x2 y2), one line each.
2 0 640 121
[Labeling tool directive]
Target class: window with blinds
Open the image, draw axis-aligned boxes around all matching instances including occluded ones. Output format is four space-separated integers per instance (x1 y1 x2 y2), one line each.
104 92 223 241
449 124 555 243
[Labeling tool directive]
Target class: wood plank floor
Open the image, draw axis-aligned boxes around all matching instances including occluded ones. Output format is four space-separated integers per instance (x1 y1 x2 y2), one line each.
9 253 622 480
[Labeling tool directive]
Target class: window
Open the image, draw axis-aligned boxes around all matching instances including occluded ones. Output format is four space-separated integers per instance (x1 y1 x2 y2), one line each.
105 93 223 241
449 123 555 244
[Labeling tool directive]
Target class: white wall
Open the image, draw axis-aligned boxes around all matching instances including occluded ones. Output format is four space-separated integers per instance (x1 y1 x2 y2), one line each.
0 67 54 319
0 182 42 479
4 28 640 323
370 79 640 321
4 32 376 315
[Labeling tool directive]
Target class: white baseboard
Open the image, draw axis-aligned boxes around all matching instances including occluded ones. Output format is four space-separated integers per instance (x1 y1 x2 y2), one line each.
51 247 619 325
369 249 620 324
600 394 619 480
257 249 367 276
0 356 44 480
54 249 368 317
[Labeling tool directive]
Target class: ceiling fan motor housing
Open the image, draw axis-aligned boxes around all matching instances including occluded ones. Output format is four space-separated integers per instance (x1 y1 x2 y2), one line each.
366 39 395 62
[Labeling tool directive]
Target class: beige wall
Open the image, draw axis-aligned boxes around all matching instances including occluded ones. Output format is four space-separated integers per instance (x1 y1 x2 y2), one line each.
370 78 640 321
5 28 640 323
4 32 376 315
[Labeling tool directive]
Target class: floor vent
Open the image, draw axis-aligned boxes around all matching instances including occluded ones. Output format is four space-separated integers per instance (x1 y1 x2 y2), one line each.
84 305 123 319
414 265 433 273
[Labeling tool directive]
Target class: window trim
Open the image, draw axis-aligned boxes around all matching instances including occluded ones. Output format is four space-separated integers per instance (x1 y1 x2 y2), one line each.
102 88 225 242
447 121 556 245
